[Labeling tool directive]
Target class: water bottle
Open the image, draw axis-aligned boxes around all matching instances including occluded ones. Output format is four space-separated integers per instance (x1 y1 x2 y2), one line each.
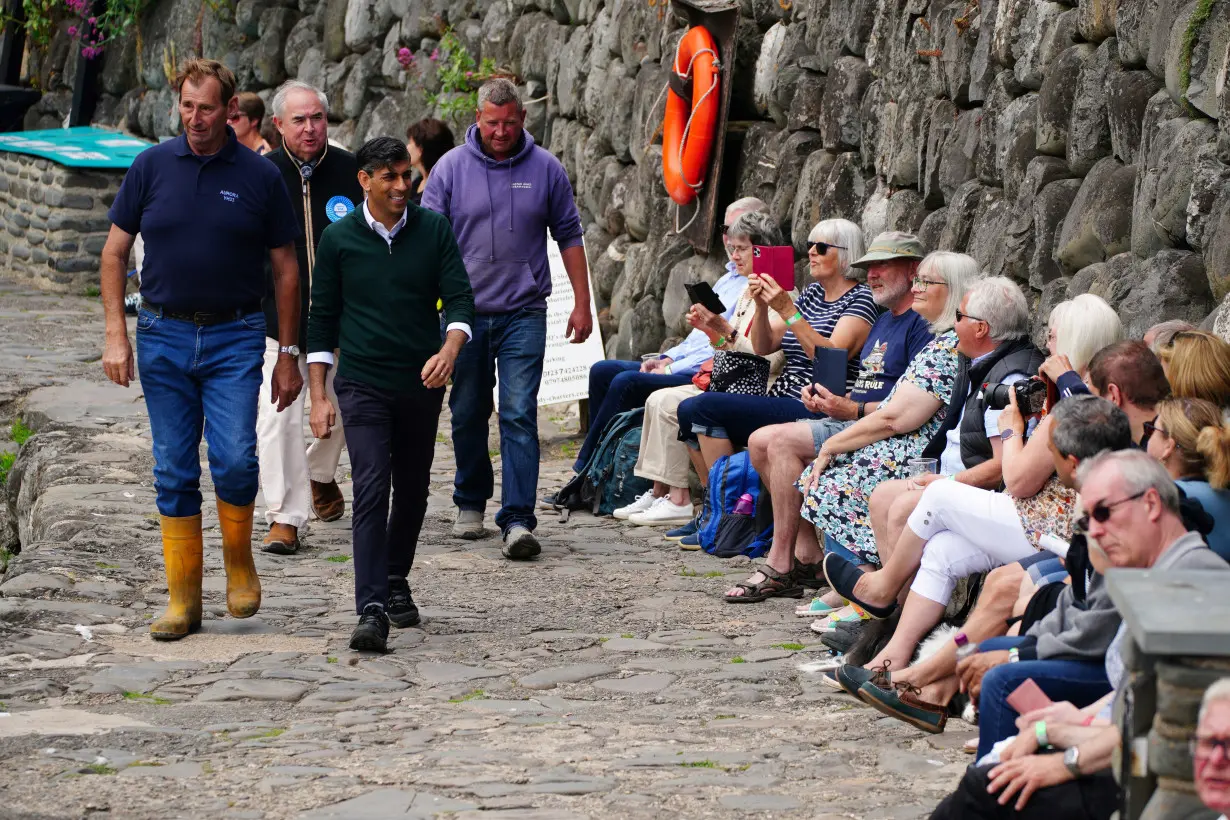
733 492 755 516
954 632 979 660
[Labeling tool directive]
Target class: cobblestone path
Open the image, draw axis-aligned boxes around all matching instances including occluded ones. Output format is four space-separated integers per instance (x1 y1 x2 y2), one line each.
0 282 973 819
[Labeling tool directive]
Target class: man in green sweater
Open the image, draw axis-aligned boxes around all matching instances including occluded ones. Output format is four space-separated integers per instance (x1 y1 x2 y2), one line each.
307 136 475 652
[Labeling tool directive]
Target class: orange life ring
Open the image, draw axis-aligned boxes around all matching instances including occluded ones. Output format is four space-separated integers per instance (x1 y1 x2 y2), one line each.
662 26 720 207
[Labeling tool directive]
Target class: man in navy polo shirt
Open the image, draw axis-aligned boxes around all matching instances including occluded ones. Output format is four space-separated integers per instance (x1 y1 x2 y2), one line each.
99 59 302 641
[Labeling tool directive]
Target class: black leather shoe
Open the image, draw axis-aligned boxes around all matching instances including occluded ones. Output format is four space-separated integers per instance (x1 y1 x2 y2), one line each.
386 577 420 628
822 553 898 620
349 604 390 652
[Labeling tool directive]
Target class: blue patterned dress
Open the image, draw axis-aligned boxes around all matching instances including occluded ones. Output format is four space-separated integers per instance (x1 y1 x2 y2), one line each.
797 330 961 566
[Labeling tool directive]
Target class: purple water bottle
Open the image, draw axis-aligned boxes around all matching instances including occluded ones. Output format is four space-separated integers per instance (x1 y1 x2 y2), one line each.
954 632 979 660
733 493 755 516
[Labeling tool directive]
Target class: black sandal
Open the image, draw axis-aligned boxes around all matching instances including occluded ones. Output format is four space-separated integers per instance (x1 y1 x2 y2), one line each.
793 559 825 589
724 564 804 603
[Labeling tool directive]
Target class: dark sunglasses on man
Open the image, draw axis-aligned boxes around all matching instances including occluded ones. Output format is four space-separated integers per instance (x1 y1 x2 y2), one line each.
1075 490 1146 533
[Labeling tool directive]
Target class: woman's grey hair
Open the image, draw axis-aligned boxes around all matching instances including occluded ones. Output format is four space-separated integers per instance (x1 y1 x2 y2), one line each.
1199 677 1230 724
807 219 865 281
1146 319 1197 353
726 196 768 219
1050 395 1133 459
964 276 1030 343
1076 448 1181 514
477 78 522 112
918 251 980 334
727 210 783 246
1049 294 1124 375
271 80 329 119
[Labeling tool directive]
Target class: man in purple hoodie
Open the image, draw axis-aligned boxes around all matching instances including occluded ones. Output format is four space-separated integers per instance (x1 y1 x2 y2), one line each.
421 78 592 561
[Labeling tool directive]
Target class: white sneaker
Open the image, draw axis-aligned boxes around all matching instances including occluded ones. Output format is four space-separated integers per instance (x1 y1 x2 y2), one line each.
452 509 485 539
613 490 657 520
628 496 695 526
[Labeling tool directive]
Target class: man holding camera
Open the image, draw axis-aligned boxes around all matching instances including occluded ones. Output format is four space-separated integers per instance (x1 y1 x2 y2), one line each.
852 277 1043 568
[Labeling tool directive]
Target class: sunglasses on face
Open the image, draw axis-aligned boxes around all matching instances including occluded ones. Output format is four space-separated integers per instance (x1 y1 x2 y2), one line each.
807 241 847 255
955 309 986 324
1191 735 1230 758
1075 490 1146 532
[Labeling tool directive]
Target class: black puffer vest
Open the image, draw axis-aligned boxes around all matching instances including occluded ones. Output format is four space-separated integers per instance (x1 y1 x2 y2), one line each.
920 339 1045 469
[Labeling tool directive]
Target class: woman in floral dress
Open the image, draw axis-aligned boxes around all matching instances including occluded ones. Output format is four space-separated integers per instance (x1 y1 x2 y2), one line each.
795 252 981 567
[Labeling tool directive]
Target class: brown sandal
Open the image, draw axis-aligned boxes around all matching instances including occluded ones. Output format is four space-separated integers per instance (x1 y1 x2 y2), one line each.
724 564 804 603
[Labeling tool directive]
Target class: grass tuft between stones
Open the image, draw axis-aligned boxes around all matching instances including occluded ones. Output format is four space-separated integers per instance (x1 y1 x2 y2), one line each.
678 760 719 768
772 643 806 651
325 555 351 563
449 689 486 703
730 657 746 664
122 691 171 705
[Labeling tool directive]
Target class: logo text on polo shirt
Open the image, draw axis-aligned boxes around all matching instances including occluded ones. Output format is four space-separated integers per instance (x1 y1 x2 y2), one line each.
220 189 239 203
511 182 532 189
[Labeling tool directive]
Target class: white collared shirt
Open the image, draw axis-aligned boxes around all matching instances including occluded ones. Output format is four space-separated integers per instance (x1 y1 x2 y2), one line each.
305 201 471 368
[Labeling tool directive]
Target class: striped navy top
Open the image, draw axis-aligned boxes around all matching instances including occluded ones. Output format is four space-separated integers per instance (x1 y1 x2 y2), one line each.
768 282 880 399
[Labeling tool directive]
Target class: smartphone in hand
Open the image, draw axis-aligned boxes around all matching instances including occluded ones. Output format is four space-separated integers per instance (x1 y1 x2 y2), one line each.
752 245 796 291
1006 678 1053 715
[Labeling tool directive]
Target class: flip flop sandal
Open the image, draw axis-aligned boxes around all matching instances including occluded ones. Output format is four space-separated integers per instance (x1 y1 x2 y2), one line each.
795 597 839 617
723 564 804 603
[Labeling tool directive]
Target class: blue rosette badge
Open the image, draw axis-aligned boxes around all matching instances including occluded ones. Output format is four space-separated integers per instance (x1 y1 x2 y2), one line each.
326 196 355 223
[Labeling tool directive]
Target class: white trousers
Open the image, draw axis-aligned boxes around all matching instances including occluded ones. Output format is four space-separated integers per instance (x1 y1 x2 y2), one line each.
907 479 1035 605
256 338 345 527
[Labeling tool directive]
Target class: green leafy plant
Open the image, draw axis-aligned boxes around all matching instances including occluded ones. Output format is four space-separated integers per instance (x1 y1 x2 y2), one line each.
122 691 171 705
678 760 718 768
325 555 350 563
64 0 152 60
772 643 806 651
397 28 499 127
0 453 15 487
10 419 32 446
729 656 745 664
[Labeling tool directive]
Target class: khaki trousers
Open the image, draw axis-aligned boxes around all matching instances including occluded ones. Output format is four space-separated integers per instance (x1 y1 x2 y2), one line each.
256 338 345 527
635 383 701 488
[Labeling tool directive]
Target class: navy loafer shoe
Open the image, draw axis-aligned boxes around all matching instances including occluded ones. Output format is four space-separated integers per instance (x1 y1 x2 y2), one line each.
822 553 898 620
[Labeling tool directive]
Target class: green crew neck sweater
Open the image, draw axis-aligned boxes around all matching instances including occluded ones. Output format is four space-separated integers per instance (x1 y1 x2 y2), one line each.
307 205 475 392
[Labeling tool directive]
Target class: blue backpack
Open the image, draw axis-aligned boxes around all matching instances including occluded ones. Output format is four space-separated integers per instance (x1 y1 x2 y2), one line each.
553 408 652 517
699 451 773 558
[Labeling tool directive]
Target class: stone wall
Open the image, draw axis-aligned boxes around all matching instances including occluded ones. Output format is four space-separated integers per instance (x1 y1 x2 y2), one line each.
0 153 120 292
18 0 1230 351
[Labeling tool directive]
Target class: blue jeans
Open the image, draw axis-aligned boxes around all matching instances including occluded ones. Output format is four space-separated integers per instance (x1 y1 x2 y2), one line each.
135 308 266 517
975 636 1111 758
677 392 823 449
450 308 547 535
573 360 692 470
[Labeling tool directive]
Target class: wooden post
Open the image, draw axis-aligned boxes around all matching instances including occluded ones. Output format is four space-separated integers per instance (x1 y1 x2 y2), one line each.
0 0 26 86
67 0 108 127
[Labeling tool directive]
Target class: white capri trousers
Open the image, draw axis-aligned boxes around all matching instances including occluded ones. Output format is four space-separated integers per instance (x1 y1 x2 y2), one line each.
256 338 345 527
906 479 1036 605
636 383 701 488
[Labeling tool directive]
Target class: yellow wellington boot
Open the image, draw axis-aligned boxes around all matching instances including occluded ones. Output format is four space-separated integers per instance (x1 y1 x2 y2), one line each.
150 514 204 641
217 499 261 618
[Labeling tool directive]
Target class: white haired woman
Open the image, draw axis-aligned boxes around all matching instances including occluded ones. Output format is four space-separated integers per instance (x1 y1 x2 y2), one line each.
658 215 878 530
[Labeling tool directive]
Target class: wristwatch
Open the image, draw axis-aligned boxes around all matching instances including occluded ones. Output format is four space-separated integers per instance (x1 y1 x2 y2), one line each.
1063 745 1082 777
279 345 300 358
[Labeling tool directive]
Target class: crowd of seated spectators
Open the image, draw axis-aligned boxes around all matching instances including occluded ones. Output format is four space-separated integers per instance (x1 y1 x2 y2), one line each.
555 213 1230 816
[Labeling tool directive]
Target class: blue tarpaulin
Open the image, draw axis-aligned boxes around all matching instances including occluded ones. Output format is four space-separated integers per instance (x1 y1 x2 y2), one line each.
0 126 153 169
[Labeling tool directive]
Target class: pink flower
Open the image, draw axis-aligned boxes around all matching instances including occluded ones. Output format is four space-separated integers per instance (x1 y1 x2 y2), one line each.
396 46 413 68
429 48 439 61
68 25 77 35
88 16 95 23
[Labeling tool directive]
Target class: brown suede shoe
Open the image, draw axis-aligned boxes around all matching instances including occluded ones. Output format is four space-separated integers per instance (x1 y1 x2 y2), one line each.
311 480 345 522
261 523 300 556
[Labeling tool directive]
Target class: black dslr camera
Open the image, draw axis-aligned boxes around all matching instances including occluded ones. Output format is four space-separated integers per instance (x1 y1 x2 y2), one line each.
984 378 1047 414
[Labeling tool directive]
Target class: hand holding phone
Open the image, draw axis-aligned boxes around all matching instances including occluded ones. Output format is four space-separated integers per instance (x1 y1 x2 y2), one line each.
684 281 727 316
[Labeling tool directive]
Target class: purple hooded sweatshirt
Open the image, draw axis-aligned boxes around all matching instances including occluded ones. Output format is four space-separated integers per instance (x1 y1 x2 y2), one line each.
420 124 584 314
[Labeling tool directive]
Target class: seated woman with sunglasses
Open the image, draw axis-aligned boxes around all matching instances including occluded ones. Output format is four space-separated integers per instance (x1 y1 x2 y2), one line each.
1146 397 1230 561
673 215 880 516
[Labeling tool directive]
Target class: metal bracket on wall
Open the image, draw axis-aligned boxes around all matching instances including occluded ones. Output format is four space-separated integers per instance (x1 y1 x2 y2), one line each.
668 0 739 256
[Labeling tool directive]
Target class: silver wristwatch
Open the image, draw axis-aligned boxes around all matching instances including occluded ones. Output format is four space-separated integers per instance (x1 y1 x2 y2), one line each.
1063 745 1081 777
279 345 300 358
